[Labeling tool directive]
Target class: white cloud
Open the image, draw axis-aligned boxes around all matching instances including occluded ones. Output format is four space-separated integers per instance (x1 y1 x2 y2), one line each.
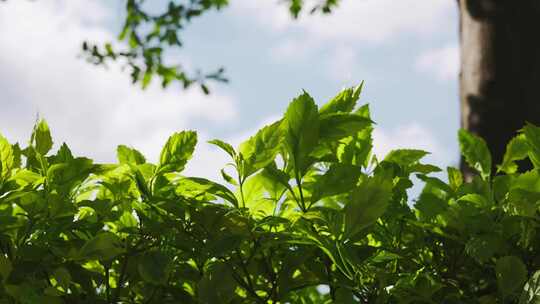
373 123 452 167
234 0 455 44
238 0 456 82
327 45 360 83
0 0 238 168
416 45 459 81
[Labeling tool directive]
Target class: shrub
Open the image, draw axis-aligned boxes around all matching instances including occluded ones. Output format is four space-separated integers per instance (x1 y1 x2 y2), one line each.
1 85 540 303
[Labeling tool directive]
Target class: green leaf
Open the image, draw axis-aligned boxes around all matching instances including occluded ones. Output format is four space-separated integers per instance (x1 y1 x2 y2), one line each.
260 163 293 200
344 175 393 239
208 139 236 159
117 145 146 165
239 174 269 215
79 232 124 261
282 91 319 174
496 256 527 298
46 157 94 193
414 192 447 220
118 211 138 229
522 123 540 169
220 168 238 185
458 193 490 208
75 206 97 223
50 142 73 164
0 255 12 282
384 149 429 166
319 83 363 115
31 119 53 155
336 125 373 168
520 270 540 304
447 166 463 190
318 113 372 142
310 163 362 204
409 163 442 174
239 120 282 177
355 103 371 119
175 177 238 207
499 134 529 174
416 174 453 194
0 134 14 185
458 129 492 179
138 251 172 285
158 131 197 174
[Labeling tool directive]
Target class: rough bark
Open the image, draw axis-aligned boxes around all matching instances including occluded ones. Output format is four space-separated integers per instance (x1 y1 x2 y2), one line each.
458 0 540 178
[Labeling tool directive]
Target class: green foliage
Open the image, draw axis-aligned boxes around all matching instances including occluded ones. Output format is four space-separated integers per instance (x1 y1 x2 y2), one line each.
459 129 492 179
1 86 540 303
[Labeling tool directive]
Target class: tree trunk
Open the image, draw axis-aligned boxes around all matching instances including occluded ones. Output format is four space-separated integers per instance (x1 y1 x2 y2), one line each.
458 0 540 178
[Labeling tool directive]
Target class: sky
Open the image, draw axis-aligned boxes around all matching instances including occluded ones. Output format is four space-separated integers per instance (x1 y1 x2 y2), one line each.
0 0 460 182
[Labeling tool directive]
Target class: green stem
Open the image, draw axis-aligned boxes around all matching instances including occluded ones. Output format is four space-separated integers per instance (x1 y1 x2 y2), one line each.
294 170 306 212
105 263 111 303
238 174 246 209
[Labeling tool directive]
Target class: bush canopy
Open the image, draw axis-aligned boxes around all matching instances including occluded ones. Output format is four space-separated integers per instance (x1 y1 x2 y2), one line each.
1 85 540 303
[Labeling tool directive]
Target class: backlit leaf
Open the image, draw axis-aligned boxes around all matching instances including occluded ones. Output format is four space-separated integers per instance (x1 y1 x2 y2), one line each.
158 131 197 174
458 129 492 179
282 91 319 174
117 145 146 165
30 119 53 155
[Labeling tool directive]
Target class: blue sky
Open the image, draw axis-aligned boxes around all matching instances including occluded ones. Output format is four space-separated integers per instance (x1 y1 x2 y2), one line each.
0 0 459 181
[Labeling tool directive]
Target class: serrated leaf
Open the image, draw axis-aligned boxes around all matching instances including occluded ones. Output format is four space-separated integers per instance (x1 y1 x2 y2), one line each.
51 143 73 163
282 91 319 174
239 120 282 177
384 149 429 166
158 131 197 174
344 175 392 239
117 145 146 165
208 139 236 159
416 174 453 194
319 113 372 141
458 129 492 179
355 103 371 119
319 83 363 115
238 174 269 215
337 126 373 168
176 177 238 207
31 119 53 155
447 166 463 190
414 192 447 220
260 163 292 200
496 256 527 298
499 134 529 174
